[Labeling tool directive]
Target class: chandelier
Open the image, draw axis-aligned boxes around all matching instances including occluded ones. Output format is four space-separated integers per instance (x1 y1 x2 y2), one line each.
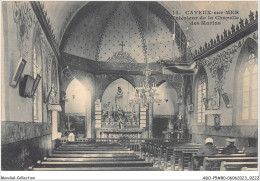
129 3 161 108
130 65 162 108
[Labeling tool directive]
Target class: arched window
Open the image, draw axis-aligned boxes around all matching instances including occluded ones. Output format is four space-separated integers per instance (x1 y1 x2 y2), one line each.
33 46 42 122
196 68 207 123
239 52 258 124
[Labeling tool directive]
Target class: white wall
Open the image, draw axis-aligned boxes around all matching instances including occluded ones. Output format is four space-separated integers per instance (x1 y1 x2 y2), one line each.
153 82 178 115
65 79 90 114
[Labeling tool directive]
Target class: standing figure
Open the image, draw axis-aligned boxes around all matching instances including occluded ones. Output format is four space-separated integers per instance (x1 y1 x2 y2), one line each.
119 121 124 129
115 86 123 110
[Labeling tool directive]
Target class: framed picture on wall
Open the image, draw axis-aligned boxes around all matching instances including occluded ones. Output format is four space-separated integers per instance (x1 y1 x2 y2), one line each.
44 86 52 103
30 74 41 97
222 93 232 108
10 58 27 88
203 90 220 110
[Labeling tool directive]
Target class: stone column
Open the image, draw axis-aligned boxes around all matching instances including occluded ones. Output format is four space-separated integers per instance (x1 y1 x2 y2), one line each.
85 96 92 138
48 104 62 140
148 103 153 138
90 97 96 138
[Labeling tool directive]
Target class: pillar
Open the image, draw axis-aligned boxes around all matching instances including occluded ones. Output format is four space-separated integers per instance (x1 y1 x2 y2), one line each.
85 95 92 138
90 96 96 138
148 103 153 138
52 111 58 140
48 104 62 140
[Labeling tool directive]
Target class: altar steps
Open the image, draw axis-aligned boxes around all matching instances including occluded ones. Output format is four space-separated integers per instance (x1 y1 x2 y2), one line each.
31 142 160 171
48 153 138 158
56 147 130 151
45 157 145 162
33 167 160 171
64 142 122 146
52 150 134 154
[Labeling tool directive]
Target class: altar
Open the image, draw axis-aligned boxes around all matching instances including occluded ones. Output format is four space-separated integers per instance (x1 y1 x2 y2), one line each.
96 128 143 139
95 82 146 139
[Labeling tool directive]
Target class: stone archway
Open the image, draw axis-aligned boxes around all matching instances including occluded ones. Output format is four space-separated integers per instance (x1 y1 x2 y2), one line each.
65 78 92 138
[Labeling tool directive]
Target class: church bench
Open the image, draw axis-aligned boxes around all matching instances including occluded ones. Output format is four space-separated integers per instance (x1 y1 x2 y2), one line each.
56 147 130 151
200 157 258 171
140 142 202 170
32 166 161 171
140 142 161 162
190 154 251 171
170 148 201 171
241 167 258 171
53 150 134 154
163 145 203 170
44 157 145 162
151 145 202 170
178 149 244 170
220 161 258 171
61 143 124 147
37 160 153 168
49 153 139 158
36 141 158 171
164 147 236 171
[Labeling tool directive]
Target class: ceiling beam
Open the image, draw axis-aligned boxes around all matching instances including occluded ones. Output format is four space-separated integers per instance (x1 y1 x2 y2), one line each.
30 2 63 65
62 52 163 75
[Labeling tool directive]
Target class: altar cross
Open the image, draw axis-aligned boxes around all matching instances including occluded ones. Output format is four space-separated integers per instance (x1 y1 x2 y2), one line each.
119 41 125 52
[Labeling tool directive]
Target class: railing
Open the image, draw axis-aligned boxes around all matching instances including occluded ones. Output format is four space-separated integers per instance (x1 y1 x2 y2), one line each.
58 137 191 144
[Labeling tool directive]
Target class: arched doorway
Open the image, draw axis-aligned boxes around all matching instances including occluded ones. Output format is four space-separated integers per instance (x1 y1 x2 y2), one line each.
153 82 178 138
65 79 91 138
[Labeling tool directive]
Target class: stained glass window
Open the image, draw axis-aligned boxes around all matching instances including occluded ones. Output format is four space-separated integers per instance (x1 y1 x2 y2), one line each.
197 70 207 123
240 52 258 124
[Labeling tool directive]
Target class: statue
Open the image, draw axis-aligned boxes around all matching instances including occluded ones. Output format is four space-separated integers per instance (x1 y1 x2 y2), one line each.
103 101 113 121
119 121 124 129
115 86 123 110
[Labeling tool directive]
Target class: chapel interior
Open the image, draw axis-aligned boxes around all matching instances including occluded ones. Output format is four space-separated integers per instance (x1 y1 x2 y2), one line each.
1 1 259 171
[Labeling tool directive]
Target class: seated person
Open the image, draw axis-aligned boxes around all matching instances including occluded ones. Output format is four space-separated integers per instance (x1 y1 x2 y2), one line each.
221 137 239 154
197 137 218 156
243 147 257 156
195 137 218 169
243 137 258 156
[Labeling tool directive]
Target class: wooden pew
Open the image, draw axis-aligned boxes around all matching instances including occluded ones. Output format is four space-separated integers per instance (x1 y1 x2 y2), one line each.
241 167 258 171
53 150 134 154
162 144 202 170
56 147 130 151
173 147 243 171
45 157 145 162
220 161 258 171
37 160 153 168
49 153 139 158
201 157 258 171
32 166 161 171
182 148 246 171
190 154 252 171
31 141 161 171
166 145 202 171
